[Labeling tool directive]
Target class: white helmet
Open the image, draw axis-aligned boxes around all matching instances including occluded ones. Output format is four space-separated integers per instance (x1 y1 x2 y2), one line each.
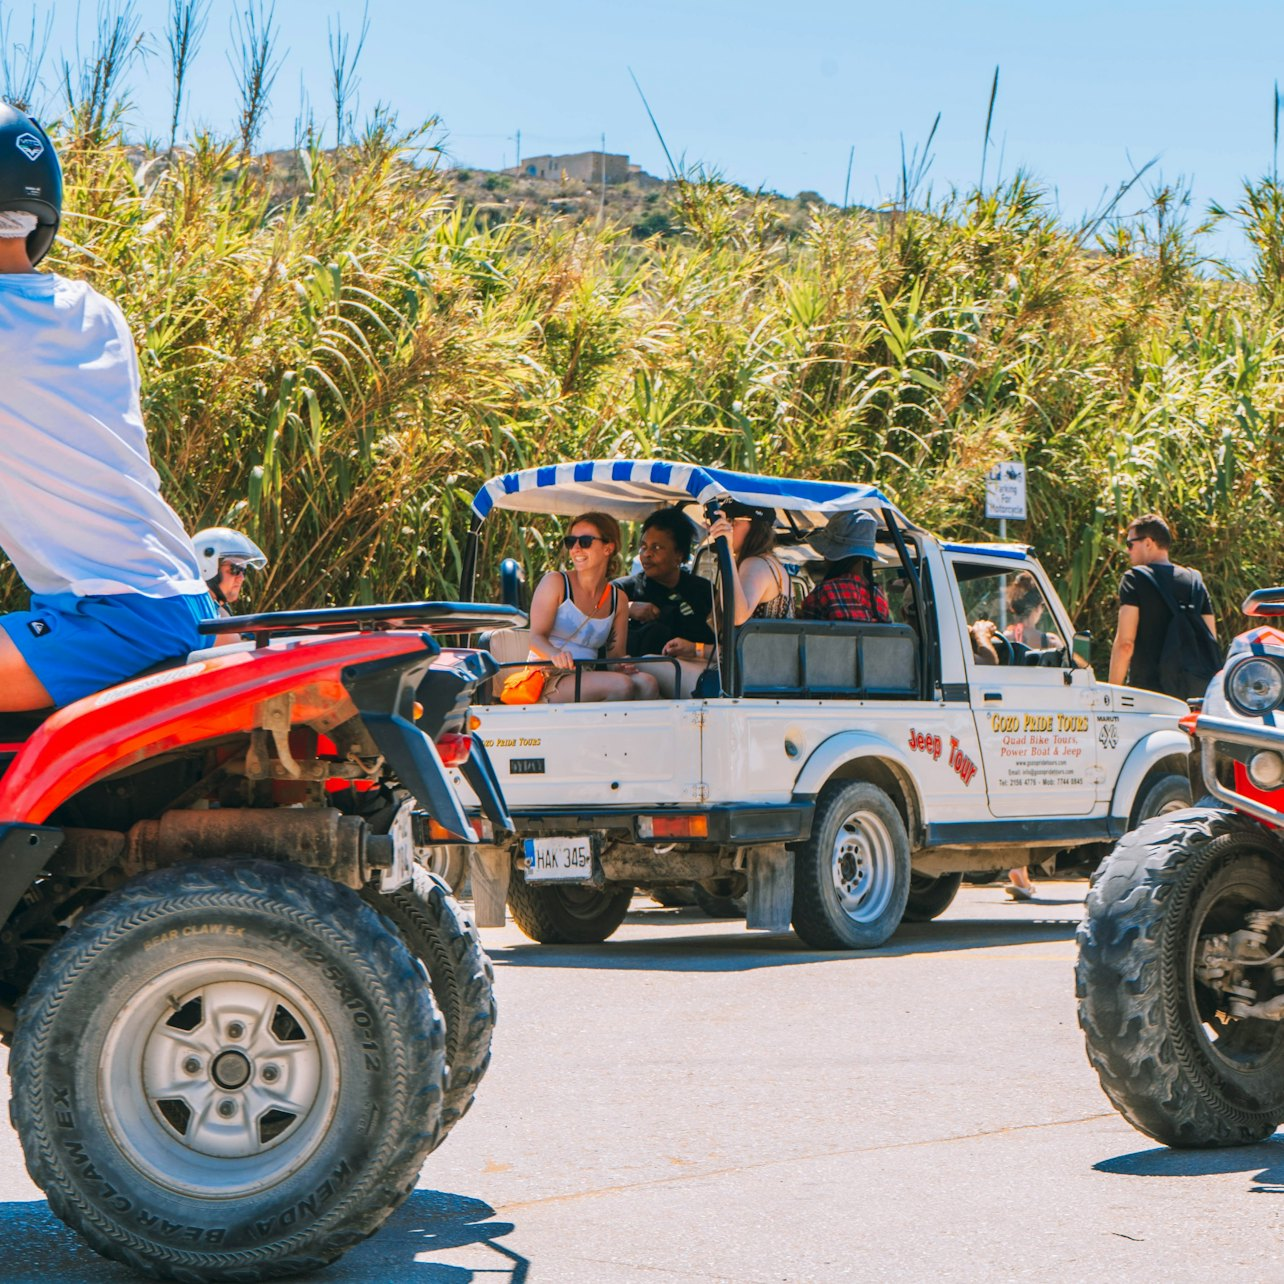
192 527 268 582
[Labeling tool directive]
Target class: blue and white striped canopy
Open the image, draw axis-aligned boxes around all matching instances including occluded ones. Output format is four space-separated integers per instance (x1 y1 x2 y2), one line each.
471 460 915 532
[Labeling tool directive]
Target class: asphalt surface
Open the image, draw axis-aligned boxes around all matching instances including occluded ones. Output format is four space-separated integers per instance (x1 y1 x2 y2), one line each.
2 880 1282 1283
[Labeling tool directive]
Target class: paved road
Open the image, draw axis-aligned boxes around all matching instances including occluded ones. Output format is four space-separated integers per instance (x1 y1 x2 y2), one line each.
2 881 1282 1282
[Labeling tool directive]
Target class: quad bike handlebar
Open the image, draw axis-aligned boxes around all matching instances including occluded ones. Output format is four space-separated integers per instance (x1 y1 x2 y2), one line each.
199 601 528 644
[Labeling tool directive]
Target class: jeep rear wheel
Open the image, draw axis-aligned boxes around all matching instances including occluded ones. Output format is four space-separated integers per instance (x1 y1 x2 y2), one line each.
1077 808 1284 1146
791 781 911 949
362 866 496 1137
11 860 445 1281
507 872 633 944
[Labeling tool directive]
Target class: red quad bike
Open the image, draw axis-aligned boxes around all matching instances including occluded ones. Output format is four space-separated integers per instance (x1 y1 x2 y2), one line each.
1077 586 1284 1147
0 601 521 1280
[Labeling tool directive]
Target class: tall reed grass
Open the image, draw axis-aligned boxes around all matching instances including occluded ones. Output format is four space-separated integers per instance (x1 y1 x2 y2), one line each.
20 117 1284 652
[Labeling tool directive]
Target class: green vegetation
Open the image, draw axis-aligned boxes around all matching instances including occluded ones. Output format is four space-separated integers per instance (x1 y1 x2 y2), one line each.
24 119 1284 648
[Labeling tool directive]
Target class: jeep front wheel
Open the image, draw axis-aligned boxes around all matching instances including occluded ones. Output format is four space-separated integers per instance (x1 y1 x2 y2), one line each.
11 859 445 1281
1077 808 1284 1146
791 781 911 949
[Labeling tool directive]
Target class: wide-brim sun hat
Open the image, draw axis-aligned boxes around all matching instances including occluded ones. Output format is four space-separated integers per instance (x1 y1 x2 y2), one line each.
808 510 888 563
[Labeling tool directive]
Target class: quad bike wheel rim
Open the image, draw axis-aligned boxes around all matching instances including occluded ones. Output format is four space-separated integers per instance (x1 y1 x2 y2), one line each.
1185 859 1284 1075
830 808 897 925
99 958 340 1198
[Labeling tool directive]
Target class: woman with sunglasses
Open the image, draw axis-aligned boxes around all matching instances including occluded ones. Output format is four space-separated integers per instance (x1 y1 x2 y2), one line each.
522 512 659 703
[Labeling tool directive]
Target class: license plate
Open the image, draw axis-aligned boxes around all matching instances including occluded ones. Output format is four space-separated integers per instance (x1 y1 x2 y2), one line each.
380 800 416 893
523 836 593 883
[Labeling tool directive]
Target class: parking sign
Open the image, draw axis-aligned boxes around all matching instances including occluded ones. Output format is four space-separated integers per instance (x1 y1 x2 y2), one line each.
985 461 1026 520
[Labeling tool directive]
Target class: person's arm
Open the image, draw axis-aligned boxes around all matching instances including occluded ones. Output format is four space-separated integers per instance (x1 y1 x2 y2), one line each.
735 556 780 624
705 515 753 625
526 573 575 669
1109 604 1139 685
1194 573 1217 638
606 591 631 660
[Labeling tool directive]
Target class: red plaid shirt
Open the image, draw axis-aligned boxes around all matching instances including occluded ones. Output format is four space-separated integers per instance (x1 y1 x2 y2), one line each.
799 572 891 623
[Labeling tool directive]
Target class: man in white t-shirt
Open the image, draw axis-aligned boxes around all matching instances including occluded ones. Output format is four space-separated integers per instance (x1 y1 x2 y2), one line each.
0 105 216 710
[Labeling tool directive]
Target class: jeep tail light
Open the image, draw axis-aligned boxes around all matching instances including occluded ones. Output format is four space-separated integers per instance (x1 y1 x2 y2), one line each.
423 815 490 842
436 732 472 767
638 814 709 840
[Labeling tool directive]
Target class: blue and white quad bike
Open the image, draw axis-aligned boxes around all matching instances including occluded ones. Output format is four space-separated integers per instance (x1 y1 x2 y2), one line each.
1077 587 1284 1147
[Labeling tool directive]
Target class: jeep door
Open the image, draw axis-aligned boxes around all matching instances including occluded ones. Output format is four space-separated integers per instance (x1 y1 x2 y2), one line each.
948 557 1098 817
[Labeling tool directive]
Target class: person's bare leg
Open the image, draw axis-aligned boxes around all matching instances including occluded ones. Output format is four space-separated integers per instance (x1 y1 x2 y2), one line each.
629 671 660 700
0 629 54 711
543 671 635 703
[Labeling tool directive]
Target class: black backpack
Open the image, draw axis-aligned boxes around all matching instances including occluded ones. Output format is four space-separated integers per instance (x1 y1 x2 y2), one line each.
1134 565 1223 699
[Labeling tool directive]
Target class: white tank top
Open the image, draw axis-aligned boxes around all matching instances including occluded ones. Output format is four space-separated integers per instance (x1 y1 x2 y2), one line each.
531 573 617 661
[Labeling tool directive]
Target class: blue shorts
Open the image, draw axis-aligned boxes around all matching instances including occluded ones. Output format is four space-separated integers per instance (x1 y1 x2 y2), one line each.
0 590 218 708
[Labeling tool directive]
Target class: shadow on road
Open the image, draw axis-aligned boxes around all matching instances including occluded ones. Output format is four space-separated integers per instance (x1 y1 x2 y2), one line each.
490 911 1081 972
0 1189 528 1283
1095 1137 1284 1193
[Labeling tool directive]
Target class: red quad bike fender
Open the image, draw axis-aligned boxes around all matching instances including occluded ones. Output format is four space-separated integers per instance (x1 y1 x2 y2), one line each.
0 632 465 826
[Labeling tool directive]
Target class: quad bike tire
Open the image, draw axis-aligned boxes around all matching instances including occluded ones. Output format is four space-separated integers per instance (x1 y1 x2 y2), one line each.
1076 807 1284 1147
902 870 963 922
507 871 633 944
361 865 495 1137
791 780 911 950
11 859 445 1282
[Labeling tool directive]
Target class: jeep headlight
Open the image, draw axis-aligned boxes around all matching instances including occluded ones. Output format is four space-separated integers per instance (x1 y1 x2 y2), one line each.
1226 656 1284 716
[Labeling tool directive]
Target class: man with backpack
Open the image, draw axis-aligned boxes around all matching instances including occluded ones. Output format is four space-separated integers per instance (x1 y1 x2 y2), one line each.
1108 513 1221 699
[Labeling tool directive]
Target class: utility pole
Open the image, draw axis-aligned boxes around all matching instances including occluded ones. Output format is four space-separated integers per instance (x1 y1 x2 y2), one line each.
599 130 607 217
516 128 521 168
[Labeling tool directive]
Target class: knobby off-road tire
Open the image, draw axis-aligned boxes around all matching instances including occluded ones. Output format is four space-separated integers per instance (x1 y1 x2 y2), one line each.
507 871 633 944
361 866 495 1138
902 871 963 923
11 859 446 1282
791 781 911 949
1076 808 1284 1147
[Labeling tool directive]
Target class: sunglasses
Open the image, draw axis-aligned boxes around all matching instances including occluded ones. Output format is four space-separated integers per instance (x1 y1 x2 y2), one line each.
1125 537 1143 547
223 562 250 576
562 534 605 550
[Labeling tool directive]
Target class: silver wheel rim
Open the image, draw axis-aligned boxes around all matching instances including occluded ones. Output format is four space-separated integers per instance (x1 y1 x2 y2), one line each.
100 959 340 1197
829 808 897 924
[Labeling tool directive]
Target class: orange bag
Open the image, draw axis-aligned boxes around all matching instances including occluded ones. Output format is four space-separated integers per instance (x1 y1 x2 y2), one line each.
499 666 547 705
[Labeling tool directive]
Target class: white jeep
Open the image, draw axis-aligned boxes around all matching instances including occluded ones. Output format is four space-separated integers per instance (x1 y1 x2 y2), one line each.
446 459 1191 950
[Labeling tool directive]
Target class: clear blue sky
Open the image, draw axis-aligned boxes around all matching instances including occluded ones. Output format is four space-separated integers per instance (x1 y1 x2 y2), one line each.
25 1 1284 260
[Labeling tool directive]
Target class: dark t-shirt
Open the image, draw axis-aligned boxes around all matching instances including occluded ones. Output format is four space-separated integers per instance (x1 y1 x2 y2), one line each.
1119 562 1214 693
614 568 715 655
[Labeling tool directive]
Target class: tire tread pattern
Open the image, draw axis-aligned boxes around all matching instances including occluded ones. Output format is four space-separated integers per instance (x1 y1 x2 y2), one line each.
362 866 496 1137
1076 807 1284 1147
11 859 445 1282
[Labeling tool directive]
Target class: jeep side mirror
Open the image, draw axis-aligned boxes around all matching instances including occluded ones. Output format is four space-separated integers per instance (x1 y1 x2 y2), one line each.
1243 587 1284 617
1072 631 1092 669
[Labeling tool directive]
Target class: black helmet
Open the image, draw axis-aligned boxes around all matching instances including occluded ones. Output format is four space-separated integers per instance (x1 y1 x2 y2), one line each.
0 103 62 266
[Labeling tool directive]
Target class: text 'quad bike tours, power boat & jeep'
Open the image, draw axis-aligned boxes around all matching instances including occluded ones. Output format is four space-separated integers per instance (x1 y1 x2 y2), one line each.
439 458 1192 949
0 598 524 1281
